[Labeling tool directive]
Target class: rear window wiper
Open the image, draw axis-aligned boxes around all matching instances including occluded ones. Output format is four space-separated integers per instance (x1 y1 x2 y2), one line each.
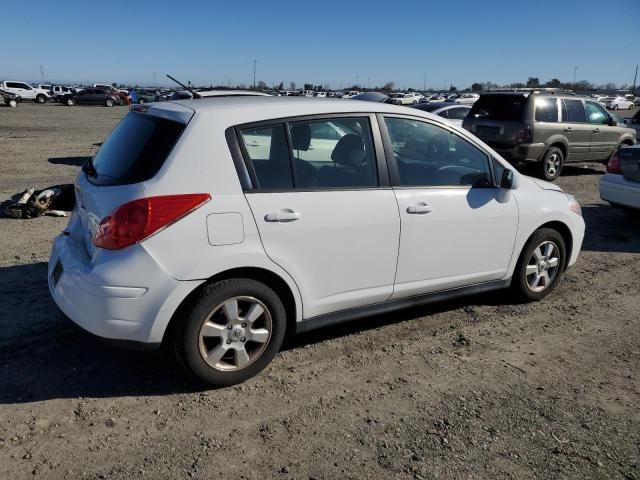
82 157 98 178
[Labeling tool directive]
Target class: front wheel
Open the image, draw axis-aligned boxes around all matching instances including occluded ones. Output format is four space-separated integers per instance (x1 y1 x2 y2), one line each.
66 98 76 106
105 98 115 107
537 147 564 181
512 228 567 301
173 278 287 387
629 104 634 110
36 94 47 104
8 99 18 108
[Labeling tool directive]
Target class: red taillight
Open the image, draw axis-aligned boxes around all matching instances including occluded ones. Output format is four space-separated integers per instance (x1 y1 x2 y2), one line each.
516 124 533 144
94 193 211 250
606 150 622 174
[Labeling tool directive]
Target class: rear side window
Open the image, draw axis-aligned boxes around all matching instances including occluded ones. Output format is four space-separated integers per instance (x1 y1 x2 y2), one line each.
468 95 526 121
535 97 558 122
89 112 186 186
562 99 586 123
447 107 469 120
239 125 293 189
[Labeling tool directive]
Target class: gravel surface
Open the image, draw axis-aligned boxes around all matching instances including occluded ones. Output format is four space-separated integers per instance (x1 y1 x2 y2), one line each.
1 103 639 480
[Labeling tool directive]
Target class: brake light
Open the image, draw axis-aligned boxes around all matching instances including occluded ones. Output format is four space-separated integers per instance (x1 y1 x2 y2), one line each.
606 150 622 174
94 194 211 250
516 124 533 144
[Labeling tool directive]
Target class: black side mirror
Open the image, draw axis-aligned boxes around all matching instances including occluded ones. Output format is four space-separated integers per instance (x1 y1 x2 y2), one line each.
608 117 617 126
501 169 514 189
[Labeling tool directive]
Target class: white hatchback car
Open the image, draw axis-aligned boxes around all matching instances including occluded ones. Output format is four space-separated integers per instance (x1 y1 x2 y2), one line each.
49 97 585 386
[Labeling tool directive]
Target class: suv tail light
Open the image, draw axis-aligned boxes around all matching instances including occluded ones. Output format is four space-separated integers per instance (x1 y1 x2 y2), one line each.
516 124 533 144
606 150 622 174
94 193 211 250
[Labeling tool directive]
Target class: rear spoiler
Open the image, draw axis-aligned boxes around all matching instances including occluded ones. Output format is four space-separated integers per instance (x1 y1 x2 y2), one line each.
130 103 194 124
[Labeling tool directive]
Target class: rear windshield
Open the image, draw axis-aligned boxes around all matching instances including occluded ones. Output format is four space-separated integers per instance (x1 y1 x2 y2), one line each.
89 112 185 186
468 94 526 121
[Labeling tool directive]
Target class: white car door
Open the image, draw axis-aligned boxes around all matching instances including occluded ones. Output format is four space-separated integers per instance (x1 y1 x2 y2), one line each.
381 115 518 299
239 115 400 319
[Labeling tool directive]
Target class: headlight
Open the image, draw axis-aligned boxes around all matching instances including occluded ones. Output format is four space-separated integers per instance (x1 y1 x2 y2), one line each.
566 194 582 216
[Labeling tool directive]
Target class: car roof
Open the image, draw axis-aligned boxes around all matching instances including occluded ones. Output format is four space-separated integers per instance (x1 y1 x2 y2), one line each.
167 96 440 125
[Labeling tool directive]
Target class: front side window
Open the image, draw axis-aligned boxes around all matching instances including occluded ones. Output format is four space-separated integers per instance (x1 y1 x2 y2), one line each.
535 97 558 122
384 117 492 187
562 99 586 123
585 101 609 125
447 107 469 120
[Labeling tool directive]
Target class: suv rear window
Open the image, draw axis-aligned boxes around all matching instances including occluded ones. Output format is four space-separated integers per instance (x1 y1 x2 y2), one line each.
89 112 185 186
468 95 526 121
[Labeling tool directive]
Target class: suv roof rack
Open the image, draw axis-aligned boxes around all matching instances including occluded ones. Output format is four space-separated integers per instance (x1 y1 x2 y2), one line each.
485 88 574 95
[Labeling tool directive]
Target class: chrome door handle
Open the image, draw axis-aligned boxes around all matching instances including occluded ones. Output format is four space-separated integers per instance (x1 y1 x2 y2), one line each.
564 127 572 132
593 128 601 134
264 210 301 222
406 203 432 214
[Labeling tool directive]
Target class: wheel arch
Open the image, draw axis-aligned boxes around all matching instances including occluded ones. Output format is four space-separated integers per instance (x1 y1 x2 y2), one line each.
162 266 299 345
529 221 573 271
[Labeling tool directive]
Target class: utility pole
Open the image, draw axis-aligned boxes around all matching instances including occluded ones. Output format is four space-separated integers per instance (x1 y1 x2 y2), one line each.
40 65 45 83
153 72 156 86
423 72 427 91
253 59 257 89
573 66 578 85
367 77 370 90
633 64 638 94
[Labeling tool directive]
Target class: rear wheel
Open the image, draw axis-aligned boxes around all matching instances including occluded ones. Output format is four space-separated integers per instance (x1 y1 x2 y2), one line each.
173 278 286 387
105 98 114 107
66 98 76 106
36 94 47 104
537 147 564 181
8 99 18 108
613 104 619 110
512 228 566 301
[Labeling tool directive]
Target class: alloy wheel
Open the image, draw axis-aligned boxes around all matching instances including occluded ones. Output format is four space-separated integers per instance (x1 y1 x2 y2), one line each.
525 241 560 292
545 153 561 178
198 296 272 371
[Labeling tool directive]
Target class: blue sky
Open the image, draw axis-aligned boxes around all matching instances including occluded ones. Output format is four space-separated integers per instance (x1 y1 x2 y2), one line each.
1 0 638 89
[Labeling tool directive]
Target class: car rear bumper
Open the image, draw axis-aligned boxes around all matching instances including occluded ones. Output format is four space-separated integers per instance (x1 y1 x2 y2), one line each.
486 142 546 163
48 231 203 344
599 173 640 209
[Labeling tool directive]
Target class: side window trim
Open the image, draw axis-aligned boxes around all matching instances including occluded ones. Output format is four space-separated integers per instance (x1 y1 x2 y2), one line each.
378 113 497 189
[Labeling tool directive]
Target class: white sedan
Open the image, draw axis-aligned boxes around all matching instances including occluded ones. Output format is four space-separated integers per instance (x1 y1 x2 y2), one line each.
387 93 418 105
453 93 480 105
604 96 634 110
600 145 640 210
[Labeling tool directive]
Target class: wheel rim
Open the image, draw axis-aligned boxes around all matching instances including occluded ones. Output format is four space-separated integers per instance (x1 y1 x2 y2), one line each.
545 153 561 177
198 296 272 372
525 241 560 292
9 100 17 107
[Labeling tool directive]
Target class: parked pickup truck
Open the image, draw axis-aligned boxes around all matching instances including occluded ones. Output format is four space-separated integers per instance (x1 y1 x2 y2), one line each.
0 81 51 103
50 85 75 101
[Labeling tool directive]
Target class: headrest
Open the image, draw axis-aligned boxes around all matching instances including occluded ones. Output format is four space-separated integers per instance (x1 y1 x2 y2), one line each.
331 134 365 165
290 124 311 151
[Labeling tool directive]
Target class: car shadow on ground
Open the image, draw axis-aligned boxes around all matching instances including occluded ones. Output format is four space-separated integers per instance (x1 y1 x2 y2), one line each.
1 201 637 403
561 164 604 176
48 156 92 167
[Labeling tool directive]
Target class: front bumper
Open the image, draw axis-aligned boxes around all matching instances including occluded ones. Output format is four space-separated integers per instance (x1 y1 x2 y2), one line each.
48 231 202 344
599 173 640 209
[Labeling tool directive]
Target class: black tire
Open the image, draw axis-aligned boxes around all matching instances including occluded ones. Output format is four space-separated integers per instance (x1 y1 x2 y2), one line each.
139 98 145 105
537 146 564 181
512 228 567 302
35 94 47 104
173 278 287 387
105 98 115 107
66 98 76 106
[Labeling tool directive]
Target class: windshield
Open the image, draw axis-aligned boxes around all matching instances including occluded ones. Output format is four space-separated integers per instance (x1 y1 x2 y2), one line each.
468 94 526 121
89 113 186 186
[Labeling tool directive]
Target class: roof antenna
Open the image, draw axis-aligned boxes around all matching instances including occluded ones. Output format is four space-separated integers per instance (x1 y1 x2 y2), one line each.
166 74 201 99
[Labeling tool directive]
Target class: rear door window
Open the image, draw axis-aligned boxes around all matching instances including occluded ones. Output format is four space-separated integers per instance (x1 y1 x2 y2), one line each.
468 95 526 121
535 97 558 122
562 99 586 123
89 112 186 186
239 125 293 189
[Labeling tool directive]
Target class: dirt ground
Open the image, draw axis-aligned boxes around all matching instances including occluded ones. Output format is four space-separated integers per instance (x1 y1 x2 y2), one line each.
0 103 639 480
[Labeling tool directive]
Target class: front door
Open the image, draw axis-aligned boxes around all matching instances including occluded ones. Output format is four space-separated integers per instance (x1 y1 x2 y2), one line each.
585 100 620 161
238 116 400 319
381 115 518 299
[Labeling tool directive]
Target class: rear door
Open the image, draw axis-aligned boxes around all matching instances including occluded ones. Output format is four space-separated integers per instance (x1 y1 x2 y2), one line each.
584 100 619 161
560 98 591 161
239 115 400 319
